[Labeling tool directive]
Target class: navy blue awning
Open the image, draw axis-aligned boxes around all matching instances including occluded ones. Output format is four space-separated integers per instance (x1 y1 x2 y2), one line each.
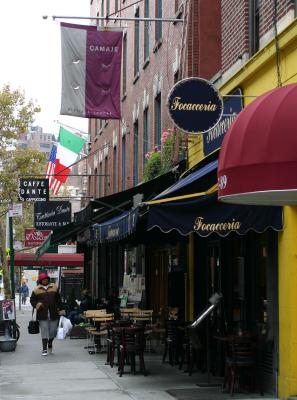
147 192 283 237
153 160 218 200
92 208 139 243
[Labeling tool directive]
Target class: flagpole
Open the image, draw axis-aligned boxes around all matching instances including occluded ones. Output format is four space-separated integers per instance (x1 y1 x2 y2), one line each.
54 121 89 138
45 16 183 23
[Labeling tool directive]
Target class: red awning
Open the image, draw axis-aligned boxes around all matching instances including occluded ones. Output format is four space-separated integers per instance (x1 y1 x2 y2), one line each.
61 268 84 275
13 253 84 267
218 83 297 205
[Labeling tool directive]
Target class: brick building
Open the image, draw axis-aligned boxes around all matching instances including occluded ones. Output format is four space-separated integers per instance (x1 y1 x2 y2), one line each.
87 0 221 199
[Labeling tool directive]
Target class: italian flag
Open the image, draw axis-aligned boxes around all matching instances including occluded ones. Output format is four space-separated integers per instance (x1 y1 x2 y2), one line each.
51 127 86 195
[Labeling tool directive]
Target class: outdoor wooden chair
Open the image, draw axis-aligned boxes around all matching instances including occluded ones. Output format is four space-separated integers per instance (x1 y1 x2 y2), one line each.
162 319 184 366
120 308 141 320
119 326 147 377
83 309 107 349
223 335 256 396
88 313 114 354
132 310 154 352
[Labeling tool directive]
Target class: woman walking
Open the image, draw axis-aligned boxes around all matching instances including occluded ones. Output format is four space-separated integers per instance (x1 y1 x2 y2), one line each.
30 273 65 356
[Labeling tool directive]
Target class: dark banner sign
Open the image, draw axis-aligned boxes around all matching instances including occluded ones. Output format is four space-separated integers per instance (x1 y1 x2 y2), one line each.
18 179 49 202
167 77 223 134
92 208 139 243
25 228 51 247
74 204 93 225
203 88 243 156
34 201 71 230
147 193 283 237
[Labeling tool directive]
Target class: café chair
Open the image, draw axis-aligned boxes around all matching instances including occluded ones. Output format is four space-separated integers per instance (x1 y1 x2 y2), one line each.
223 335 256 396
88 313 114 354
119 326 147 377
179 325 203 375
162 319 183 366
132 310 154 352
107 321 132 367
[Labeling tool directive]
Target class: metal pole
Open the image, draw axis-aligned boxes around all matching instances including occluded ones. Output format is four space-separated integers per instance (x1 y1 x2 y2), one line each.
8 215 15 299
9 212 17 339
50 15 183 23
19 267 22 311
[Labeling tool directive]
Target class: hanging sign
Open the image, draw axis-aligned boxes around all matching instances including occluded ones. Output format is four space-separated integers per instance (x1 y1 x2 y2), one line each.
167 77 223 134
25 228 51 247
8 203 23 217
34 201 71 230
18 179 49 202
203 88 243 156
60 23 123 119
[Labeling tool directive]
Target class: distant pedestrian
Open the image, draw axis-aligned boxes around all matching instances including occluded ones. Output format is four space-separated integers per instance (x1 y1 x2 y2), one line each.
30 273 65 356
20 281 29 305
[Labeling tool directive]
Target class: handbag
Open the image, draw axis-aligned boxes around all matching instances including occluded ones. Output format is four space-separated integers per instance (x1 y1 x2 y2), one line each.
28 309 39 334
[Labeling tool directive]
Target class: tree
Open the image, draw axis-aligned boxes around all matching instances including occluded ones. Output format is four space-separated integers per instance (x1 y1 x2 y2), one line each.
0 84 46 299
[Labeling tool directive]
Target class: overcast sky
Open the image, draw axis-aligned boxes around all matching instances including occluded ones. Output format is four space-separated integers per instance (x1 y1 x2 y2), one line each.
0 0 90 135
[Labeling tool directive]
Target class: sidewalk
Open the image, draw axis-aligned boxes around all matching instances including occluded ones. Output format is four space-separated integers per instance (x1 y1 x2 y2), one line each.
0 306 277 400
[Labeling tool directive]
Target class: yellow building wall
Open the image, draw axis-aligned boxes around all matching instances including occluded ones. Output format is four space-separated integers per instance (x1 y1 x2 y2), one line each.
278 207 297 399
187 17 297 399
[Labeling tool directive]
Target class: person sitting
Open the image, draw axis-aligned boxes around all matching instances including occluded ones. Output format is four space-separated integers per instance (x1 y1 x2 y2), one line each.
68 289 93 325
105 288 120 319
66 288 79 315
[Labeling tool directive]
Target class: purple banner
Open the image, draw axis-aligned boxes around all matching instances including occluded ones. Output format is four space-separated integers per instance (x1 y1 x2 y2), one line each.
60 23 123 120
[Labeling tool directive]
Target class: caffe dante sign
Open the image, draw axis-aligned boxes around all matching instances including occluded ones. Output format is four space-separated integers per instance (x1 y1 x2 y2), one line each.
18 179 49 202
167 77 223 134
34 201 71 230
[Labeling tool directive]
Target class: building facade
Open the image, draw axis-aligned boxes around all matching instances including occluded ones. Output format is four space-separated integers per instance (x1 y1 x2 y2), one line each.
88 0 221 198
81 1 297 398
18 125 55 155
187 1 297 398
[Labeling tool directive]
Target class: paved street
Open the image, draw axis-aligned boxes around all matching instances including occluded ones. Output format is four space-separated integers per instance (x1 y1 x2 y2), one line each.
0 305 277 400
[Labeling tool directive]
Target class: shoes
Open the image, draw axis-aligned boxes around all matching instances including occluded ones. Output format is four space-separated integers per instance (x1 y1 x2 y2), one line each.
42 350 48 356
48 346 53 355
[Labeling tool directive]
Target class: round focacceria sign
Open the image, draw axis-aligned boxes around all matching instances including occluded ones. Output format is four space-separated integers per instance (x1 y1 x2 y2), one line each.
167 77 223 134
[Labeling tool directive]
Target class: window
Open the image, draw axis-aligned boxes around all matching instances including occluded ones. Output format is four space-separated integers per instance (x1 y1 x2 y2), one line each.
99 162 103 197
101 0 105 26
134 8 140 77
88 176 92 198
174 71 179 84
123 34 127 95
174 0 179 13
144 0 150 62
40 143 50 149
250 0 260 55
155 0 162 45
174 0 182 14
133 121 139 186
115 0 119 12
122 136 126 190
99 119 103 134
154 94 161 147
106 0 110 16
94 167 98 198
113 147 117 193
104 158 108 195
143 108 149 168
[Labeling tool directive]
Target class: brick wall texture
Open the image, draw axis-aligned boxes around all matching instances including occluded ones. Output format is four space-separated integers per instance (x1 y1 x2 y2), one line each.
87 0 295 199
222 0 295 72
88 0 221 198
